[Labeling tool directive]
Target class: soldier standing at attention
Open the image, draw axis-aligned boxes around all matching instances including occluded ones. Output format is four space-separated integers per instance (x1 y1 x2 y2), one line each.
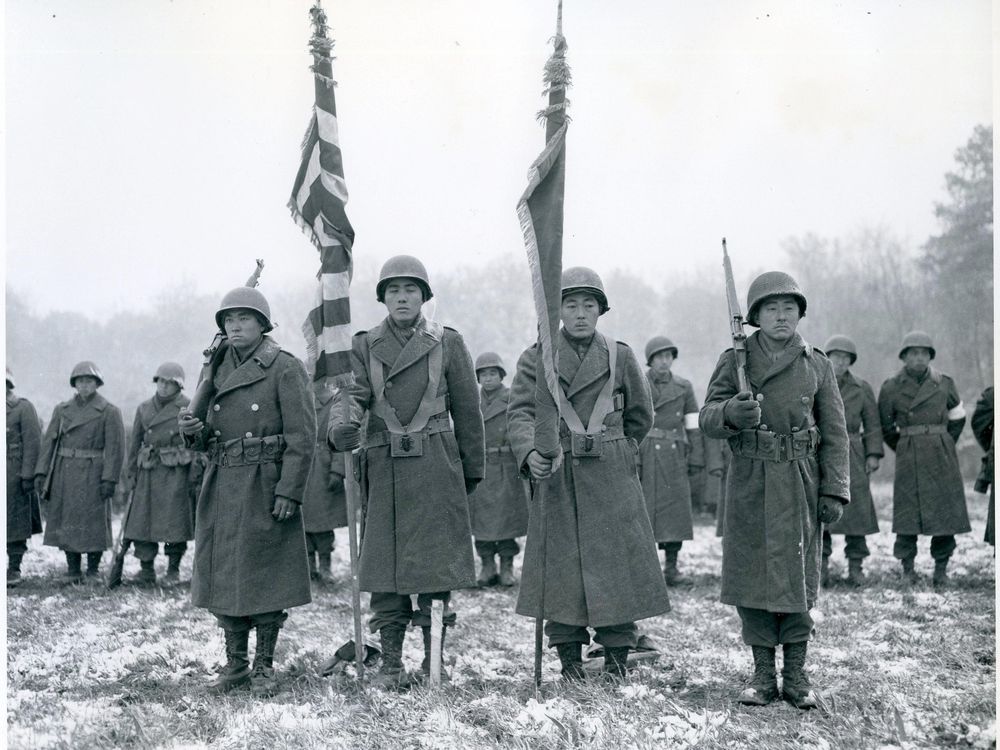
971 386 994 547
35 362 125 583
7 369 42 586
638 336 704 586
471 352 529 587
123 363 204 586
700 272 849 709
179 287 316 697
820 336 883 587
878 331 969 585
508 267 670 680
327 255 485 689
302 380 348 585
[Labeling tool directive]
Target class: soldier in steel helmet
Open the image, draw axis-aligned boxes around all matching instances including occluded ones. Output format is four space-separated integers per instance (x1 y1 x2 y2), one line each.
971 387 994 547
327 255 485 689
301 379 348 585
820 335 883 587
34 362 126 582
122 363 205 586
700 271 849 710
7 368 42 586
471 351 528 587
178 287 316 696
878 331 969 586
508 266 669 681
638 336 704 586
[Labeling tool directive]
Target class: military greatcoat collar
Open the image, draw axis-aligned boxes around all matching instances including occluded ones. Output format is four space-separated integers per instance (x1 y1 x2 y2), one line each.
747 330 815 389
62 392 108 432
215 336 282 399
138 393 190 428
367 315 444 381
558 328 611 400
894 365 944 411
647 369 687 408
480 385 509 422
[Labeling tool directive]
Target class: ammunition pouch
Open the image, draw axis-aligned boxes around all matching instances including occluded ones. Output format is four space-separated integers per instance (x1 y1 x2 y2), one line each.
560 425 626 457
7 442 22 462
137 444 195 469
365 415 452 458
730 427 820 463
899 424 948 436
207 435 286 467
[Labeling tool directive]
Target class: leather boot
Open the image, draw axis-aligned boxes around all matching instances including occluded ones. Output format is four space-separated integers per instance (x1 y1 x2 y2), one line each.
85 552 102 579
317 552 335 584
371 625 412 690
738 646 779 705
663 551 682 586
820 555 830 587
603 647 630 679
208 630 251 693
933 559 949 587
781 642 818 709
556 642 586 682
163 553 183 585
901 558 920 583
477 555 498 587
309 552 320 581
498 556 516 587
419 625 450 683
847 559 866 587
131 559 157 586
64 552 83 583
250 622 282 697
7 553 23 587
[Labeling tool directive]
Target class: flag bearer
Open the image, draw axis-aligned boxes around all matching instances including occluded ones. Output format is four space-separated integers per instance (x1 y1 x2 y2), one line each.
700 272 849 709
7 369 42 586
327 255 485 689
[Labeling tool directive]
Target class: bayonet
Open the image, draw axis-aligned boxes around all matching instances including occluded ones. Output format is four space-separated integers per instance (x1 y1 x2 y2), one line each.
723 238 750 393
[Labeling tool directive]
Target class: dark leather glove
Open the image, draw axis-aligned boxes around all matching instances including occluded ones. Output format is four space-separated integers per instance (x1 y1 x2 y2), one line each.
21 478 35 497
465 478 480 496
723 391 761 430
100 480 117 501
34 475 46 498
330 423 361 452
688 463 703 477
818 495 845 524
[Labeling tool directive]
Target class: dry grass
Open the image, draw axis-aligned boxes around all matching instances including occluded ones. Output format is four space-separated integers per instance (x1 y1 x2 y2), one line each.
7 482 995 749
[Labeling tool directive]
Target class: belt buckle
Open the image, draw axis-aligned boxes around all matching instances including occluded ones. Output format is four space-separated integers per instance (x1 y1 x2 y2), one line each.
571 432 603 457
390 432 423 458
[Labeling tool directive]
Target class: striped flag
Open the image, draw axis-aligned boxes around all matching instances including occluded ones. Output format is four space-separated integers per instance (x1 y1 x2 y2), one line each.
289 3 356 386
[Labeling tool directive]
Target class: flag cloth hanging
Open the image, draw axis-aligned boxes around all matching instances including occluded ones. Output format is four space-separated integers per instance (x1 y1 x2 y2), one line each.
290 3 356 386
516 12 571 459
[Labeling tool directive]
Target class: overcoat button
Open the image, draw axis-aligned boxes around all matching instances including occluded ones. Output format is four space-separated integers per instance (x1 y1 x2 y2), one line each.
655 444 661 451
245 432 253 438
792 427 799 432
801 396 809 404
251 404 259 412
385 382 394 389
214 430 222 437
572 459 580 466
760 424 768 431
213 404 221 412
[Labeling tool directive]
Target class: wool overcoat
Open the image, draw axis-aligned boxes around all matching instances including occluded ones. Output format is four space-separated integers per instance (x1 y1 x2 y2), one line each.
189 337 316 617
700 332 849 613
328 316 485 595
36 393 125 552
471 384 529 541
704 437 732 537
7 394 42 543
638 371 702 542
825 371 882 536
972 387 994 545
124 393 200 543
878 367 970 536
302 386 348 534
509 332 671 628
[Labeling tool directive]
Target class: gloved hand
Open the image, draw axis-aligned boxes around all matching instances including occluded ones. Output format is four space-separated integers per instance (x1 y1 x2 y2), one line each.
688 463 703 477
330 423 361 452
865 456 881 475
818 495 845 524
100 480 117 501
178 411 204 437
708 468 724 478
21 478 35 497
464 478 480 496
34 475 47 498
723 392 761 430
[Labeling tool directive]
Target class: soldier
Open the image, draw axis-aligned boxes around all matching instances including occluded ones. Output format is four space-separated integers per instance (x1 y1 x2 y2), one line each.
820 335 883 587
302 380 348 585
508 267 670 680
878 331 969 585
123 363 203 586
7 368 42 586
179 287 316 697
327 255 485 689
638 336 704 586
971 387 994 547
471 351 529 587
700 271 849 709
35 362 125 582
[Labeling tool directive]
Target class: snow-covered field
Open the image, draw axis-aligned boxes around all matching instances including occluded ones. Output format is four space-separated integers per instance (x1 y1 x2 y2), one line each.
7 482 995 749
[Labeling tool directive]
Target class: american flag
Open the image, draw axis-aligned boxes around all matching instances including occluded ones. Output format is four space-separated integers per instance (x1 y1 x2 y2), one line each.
289 3 356 386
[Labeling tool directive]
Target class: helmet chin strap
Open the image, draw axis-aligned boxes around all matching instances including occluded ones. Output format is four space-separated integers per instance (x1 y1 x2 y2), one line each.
422 298 437 322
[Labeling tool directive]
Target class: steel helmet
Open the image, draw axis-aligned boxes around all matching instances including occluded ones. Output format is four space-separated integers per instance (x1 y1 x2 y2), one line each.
153 362 186 389
561 266 610 314
215 287 274 333
5 367 14 389
70 361 104 387
474 352 507 379
745 271 807 327
645 336 678 365
376 255 433 303
823 335 858 365
898 330 936 360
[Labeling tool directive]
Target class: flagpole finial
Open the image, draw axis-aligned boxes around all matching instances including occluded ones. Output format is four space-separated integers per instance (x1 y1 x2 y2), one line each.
556 0 563 36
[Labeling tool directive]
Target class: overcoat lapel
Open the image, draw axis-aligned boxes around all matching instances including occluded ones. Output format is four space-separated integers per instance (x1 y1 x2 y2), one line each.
748 331 807 389
908 367 943 410
145 396 188 429
215 338 279 399
64 394 108 432
481 386 510 422
387 323 441 381
565 334 610 399
648 371 683 409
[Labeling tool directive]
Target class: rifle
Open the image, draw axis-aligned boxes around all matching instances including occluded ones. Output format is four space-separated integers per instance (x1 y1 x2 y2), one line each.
722 239 750 393
187 260 265 423
107 488 137 589
39 418 64 503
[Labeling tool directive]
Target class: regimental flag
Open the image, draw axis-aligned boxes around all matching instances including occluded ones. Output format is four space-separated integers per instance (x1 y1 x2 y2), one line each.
516 6 571 459
290 3 356 386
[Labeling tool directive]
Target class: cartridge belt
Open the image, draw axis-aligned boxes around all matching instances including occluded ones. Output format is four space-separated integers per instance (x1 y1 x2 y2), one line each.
646 427 686 442
730 427 820 463
365 414 452 450
208 435 286 467
57 448 103 459
899 424 947 436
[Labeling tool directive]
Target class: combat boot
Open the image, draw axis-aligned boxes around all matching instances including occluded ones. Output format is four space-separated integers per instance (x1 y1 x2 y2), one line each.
498 556 516 587
820 555 830 587
308 552 320 581
371 625 412 690
737 646 779 706
477 555 498 587
781 642 818 709
603 647 630 680
847 559 866 587
419 625 450 683
7 552 24 587
901 558 920 583
250 622 282 697
556 642 586 682
208 630 251 693
933 560 949 588
131 559 157 587
317 552 335 585
85 552 102 580
663 549 684 586
163 552 183 585
64 552 83 584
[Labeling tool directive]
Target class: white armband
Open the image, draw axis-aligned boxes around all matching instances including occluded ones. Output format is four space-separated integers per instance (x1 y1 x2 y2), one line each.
947 402 966 420
684 412 700 430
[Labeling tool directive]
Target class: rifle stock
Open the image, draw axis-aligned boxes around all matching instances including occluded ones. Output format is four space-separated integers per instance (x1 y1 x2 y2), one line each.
722 238 750 393
39 419 64 502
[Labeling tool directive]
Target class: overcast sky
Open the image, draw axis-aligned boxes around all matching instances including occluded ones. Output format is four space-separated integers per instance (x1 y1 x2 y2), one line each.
5 0 993 321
